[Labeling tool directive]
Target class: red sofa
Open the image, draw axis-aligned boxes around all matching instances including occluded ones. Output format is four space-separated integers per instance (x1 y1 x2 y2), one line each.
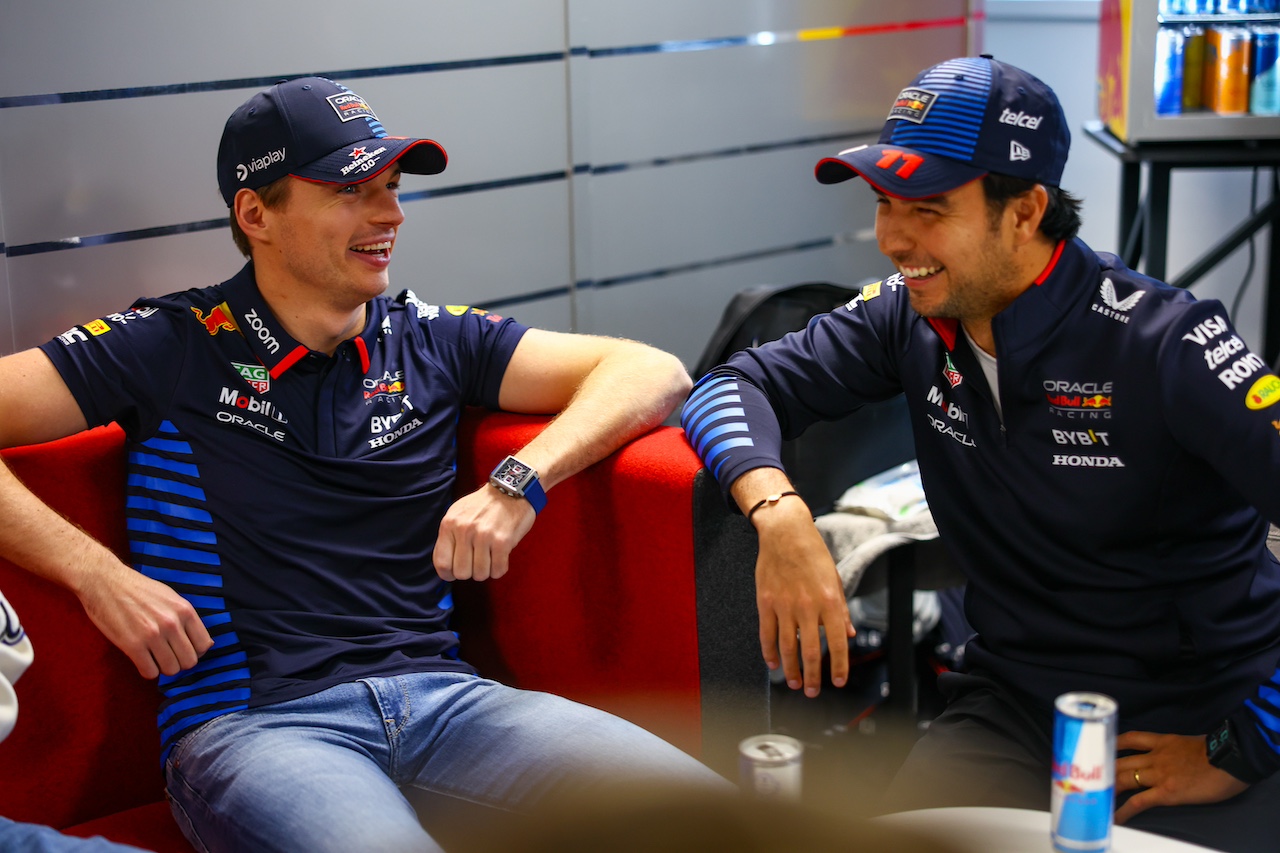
0 410 764 852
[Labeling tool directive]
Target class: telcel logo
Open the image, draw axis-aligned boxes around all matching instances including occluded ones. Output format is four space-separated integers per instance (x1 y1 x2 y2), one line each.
1000 109 1043 129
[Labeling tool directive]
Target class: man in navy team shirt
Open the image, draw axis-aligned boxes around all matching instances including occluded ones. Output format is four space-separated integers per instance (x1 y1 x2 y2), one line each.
0 77 724 852
683 55 1280 850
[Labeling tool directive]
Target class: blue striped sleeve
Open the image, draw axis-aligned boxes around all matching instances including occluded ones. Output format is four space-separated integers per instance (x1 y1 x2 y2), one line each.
680 370 785 506
1228 667 1280 780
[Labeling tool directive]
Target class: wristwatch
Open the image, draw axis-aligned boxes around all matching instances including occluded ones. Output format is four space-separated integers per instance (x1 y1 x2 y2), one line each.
1207 718 1263 783
488 455 547 514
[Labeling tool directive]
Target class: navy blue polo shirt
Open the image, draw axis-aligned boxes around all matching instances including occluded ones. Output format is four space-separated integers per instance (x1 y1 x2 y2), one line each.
40 263 528 761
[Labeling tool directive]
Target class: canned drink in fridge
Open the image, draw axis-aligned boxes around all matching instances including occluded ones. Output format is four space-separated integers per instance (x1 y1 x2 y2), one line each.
738 734 803 800
1205 26 1253 114
1051 692 1117 853
1184 26 1206 110
1155 26 1187 115
1252 26 1280 114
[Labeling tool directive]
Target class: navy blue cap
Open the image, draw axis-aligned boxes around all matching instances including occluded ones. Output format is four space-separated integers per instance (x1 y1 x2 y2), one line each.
815 56 1069 199
216 77 447 206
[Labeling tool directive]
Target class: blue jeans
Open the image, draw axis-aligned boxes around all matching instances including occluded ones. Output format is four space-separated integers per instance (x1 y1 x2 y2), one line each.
0 818 150 852
165 671 729 853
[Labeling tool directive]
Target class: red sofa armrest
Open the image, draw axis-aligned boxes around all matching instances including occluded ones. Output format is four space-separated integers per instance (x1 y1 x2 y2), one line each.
451 409 766 768
0 426 182 842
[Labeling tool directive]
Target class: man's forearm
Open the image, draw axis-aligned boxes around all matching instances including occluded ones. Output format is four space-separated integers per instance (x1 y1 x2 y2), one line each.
0 458 117 596
509 342 690 490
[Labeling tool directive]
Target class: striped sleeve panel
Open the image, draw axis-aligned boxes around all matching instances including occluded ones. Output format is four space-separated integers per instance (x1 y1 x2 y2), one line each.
127 421 250 765
680 371 784 499
1242 668 1280 774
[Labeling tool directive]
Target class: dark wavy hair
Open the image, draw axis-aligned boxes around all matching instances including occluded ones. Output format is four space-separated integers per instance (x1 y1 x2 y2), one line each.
982 173 1083 242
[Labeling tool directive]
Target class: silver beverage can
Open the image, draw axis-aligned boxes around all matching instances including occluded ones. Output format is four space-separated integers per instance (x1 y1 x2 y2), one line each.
739 734 803 800
1052 692 1117 853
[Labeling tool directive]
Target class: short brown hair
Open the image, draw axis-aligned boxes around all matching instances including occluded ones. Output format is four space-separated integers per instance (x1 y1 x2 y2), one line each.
982 173 1083 242
228 176 292 259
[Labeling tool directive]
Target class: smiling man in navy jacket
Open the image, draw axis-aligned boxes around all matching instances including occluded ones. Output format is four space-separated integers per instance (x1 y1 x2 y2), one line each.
683 55 1280 850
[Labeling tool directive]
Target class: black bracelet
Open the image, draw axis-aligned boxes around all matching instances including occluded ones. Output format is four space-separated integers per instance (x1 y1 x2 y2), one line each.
746 490 802 522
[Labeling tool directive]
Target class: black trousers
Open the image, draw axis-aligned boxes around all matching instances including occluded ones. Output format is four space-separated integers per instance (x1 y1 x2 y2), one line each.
880 671 1280 853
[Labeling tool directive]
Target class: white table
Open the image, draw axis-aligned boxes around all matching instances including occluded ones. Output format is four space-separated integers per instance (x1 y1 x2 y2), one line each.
876 807 1220 852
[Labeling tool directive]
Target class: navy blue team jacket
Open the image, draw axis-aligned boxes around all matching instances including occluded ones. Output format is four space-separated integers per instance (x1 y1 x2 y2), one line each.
40 263 527 762
683 237 1280 778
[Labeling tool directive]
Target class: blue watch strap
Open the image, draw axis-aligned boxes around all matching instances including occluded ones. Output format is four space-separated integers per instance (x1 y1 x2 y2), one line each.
523 477 547 515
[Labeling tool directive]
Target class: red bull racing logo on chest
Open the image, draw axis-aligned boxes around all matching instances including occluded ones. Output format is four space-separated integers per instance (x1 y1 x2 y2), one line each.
364 370 405 404
1044 379 1113 420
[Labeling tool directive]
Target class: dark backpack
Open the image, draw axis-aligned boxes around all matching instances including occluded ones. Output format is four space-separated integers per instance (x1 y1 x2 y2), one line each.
691 281 917 516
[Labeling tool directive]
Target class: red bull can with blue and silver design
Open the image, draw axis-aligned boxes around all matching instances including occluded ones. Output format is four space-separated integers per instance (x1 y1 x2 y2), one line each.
1051 692 1117 852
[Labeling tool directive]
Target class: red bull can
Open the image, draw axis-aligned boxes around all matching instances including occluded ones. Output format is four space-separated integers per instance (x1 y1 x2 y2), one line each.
1051 692 1117 853
1155 26 1186 116
738 734 803 800
1251 26 1280 115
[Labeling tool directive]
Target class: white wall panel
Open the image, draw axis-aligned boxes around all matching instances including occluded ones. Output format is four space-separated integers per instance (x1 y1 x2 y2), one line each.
0 252 11 355
582 31 972 166
1 0 567 99
0 91 244 246
6 229 244 352
392 182 572 306
494 293 573 334
394 64 569 189
578 240 889 369
584 143 874 283
0 66 569 248
570 0 967 47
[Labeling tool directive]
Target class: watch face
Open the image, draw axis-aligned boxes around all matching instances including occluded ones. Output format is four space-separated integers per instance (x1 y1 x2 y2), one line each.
493 458 533 491
1208 721 1234 759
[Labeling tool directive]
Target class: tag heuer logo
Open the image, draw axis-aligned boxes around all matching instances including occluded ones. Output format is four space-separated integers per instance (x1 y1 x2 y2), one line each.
233 361 270 394
943 353 963 388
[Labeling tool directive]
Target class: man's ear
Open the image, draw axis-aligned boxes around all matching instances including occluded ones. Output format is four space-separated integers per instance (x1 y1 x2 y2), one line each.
233 188 271 246
1009 184 1050 246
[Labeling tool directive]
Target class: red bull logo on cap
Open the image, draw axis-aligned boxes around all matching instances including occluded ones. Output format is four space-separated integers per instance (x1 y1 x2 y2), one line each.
887 87 938 124
326 91 377 123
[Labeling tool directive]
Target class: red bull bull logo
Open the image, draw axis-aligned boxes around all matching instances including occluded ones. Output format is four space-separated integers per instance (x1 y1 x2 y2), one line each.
192 303 239 337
